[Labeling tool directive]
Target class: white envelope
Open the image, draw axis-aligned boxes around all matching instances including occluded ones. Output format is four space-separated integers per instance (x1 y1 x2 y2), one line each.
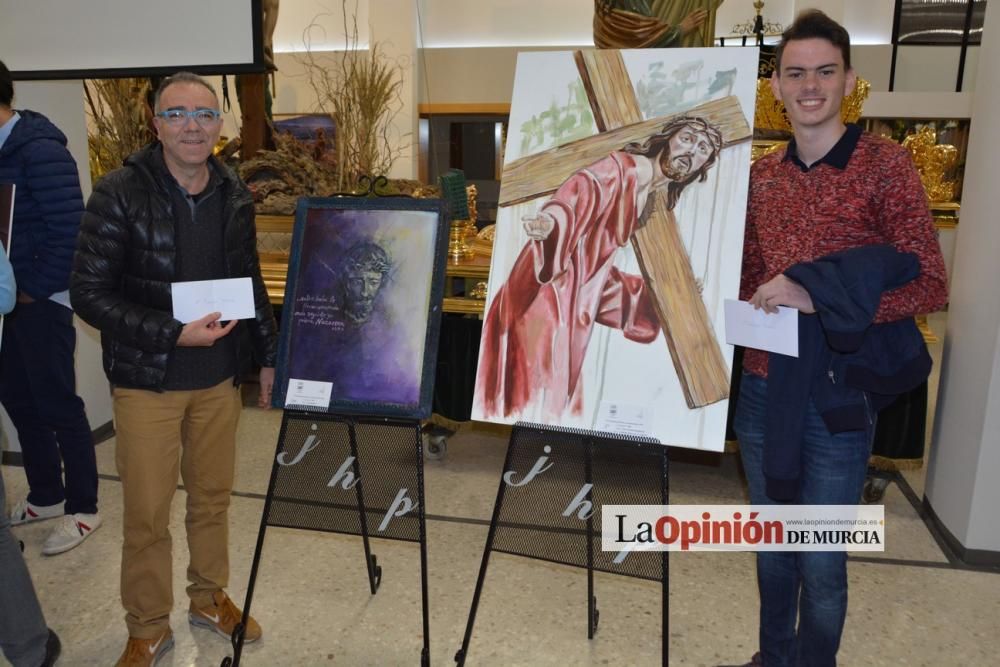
171 277 255 323
724 299 799 358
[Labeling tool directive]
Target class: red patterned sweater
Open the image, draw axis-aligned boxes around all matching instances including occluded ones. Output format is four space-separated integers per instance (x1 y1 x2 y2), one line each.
740 126 949 378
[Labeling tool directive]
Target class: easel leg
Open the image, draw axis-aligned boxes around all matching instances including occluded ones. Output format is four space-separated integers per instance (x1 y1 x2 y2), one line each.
416 424 432 667
662 447 669 667
348 419 382 594
454 435 518 665
222 412 293 667
588 566 600 639
585 437 599 639
662 551 669 667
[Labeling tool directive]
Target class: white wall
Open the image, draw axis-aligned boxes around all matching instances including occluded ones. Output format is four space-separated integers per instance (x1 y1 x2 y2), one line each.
371 0 419 178
862 92 974 120
416 0 592 48
926 2 1000 554
842 0 895 44
273 0 370 52
1 82 114 453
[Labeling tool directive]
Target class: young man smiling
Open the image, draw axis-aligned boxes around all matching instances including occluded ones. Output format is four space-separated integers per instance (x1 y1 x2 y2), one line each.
729 11 948 667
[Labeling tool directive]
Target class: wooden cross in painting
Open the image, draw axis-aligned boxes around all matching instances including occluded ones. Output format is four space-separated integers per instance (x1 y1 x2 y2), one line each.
498 50 752 408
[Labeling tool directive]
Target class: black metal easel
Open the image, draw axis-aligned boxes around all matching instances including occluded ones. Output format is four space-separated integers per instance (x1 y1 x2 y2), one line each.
222 411 431 666
454 422 669 666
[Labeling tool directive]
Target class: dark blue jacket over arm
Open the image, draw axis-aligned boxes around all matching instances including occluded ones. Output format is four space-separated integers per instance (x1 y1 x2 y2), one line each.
762 245 932 501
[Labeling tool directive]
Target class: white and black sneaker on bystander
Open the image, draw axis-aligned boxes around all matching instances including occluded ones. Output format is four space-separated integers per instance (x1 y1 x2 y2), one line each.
41 512 102 555
9 498 64 525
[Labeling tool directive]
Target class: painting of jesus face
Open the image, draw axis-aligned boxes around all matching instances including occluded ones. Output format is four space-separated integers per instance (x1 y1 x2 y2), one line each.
273 197 449 418
662 126 716 179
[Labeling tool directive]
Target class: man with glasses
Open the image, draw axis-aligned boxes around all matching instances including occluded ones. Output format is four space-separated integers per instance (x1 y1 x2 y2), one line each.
71 72 277 667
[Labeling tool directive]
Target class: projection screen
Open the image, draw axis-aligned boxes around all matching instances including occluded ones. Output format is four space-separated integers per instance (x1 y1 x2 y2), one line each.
1 0 262 79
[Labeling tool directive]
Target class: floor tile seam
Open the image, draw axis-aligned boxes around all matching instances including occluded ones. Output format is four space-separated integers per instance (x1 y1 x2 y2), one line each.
87 473 1000 576
850 554 1000 575
847 554 954 570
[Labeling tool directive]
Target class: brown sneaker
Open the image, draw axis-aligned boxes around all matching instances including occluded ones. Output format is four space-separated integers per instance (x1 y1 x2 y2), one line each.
189 590 262 643
115 629 174 667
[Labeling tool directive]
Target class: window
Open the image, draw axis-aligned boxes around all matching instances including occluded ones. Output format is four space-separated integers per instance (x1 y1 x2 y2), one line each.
891 0 987 91
895 0 987 45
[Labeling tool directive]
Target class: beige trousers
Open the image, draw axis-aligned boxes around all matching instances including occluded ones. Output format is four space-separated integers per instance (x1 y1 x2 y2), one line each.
113 378 242 638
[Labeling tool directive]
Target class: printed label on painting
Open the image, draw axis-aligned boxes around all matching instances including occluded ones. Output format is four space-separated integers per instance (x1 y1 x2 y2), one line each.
285 378 333 409
595 401 654 439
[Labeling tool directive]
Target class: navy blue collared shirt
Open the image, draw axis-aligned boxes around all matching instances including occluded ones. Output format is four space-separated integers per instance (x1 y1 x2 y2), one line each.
783 123 862 172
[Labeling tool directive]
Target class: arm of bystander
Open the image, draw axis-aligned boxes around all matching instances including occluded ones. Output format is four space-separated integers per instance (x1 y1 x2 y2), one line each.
0 251 16 314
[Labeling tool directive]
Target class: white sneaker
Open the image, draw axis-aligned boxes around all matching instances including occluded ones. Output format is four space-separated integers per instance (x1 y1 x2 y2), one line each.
9 498 64 526
42 513 102 555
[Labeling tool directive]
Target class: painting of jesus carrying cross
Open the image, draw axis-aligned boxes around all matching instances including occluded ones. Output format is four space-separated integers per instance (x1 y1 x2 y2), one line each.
472 47 759 451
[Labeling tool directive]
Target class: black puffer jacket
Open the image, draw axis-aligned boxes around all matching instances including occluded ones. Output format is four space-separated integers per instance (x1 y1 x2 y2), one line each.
70 143 277 390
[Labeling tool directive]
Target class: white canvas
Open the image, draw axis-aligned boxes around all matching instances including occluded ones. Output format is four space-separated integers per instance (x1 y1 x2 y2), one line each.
472 48 759 451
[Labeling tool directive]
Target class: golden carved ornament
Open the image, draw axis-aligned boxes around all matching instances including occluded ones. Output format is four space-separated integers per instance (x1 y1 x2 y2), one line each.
447 183 481 263
751 140 785 162
902 127 959 203
470 223 496 259
476 224 496 243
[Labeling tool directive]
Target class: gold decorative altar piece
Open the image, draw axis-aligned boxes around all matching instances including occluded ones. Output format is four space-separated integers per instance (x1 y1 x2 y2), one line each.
447 184 478 263
471 224 496 258
470 281 489 300
464 184 479 241
448 224 475 263
902 127 959 203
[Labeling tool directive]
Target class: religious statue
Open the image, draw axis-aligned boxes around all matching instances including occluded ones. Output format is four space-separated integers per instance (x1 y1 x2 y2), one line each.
594 0 722 49
262 0 279 70
650 0 724 48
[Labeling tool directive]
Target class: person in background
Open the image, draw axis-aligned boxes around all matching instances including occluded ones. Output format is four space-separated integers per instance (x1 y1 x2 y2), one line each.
0 58 100 556
0 249 61 666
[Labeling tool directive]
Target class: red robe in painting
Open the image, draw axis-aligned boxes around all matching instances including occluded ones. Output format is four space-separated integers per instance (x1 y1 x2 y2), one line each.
476 151 661 419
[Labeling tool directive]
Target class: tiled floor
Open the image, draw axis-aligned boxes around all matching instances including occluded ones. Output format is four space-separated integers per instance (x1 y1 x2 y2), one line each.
3 314 999 666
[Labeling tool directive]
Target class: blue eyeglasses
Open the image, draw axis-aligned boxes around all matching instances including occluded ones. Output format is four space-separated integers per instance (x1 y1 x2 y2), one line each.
155 108 222 127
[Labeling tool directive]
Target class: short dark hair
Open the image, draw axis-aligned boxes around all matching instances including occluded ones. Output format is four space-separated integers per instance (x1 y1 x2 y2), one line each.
775 9 852 72
153 71 218 111
0 59 14 108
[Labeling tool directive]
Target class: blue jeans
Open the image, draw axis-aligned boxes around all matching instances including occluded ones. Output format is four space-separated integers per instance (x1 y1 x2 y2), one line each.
0 299 97 514
734 373 874 667
0 468 49 666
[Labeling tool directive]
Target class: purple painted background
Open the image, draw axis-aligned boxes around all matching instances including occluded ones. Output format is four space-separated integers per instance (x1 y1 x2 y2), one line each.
284 207 438 407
